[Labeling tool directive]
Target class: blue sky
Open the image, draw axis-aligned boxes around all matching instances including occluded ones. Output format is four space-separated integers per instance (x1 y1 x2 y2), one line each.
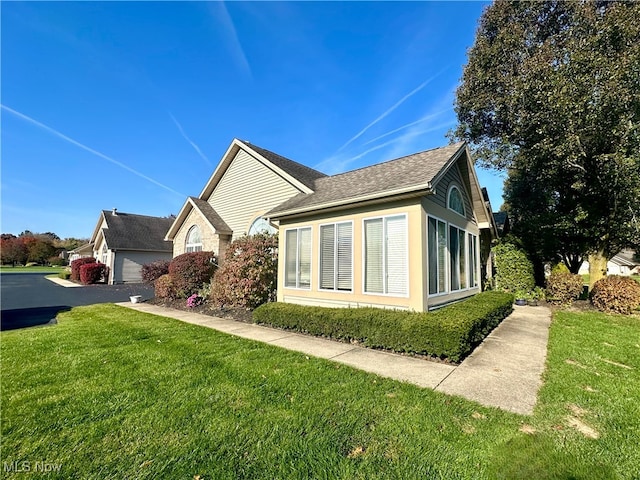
1 1 503 239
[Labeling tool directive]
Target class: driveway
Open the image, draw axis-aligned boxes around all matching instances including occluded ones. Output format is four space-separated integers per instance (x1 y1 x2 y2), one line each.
0 273 154 331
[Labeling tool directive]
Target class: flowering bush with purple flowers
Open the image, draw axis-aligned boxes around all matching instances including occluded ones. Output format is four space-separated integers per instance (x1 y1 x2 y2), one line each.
186 294 203 308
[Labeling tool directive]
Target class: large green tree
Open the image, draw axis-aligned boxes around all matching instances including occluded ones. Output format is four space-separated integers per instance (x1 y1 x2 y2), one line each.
453 0 640 288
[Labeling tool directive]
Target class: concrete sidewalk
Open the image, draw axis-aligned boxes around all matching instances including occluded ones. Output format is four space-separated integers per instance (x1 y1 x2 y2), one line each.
117 302 551 415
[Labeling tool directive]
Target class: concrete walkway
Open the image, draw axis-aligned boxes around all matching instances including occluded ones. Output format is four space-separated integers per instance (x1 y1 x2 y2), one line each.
116 302 551 415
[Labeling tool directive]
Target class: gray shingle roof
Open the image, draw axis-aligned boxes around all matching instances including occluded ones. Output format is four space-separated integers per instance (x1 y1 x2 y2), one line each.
102 211 174 252
268 142 465 217
188 197 232 234
241 141 327 190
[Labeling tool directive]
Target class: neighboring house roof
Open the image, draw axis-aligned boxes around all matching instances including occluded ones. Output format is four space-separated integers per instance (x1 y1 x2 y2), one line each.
165 197 232 240
69 242 94 255
492 211 510 237
93 210 174 252
268 142 489 221
610 250 639 268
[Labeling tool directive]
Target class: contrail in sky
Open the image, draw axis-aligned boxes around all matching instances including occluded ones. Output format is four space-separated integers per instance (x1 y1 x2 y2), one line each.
169 113 212 167
1 104 185 197
336 74 440 153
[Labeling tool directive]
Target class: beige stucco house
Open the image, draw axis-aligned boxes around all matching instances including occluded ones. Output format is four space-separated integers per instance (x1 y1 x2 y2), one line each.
167 139 496 311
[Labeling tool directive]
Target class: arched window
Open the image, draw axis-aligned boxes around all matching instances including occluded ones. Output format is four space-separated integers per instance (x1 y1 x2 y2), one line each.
185 225 202 252
448 186 465 216
248 217 277 236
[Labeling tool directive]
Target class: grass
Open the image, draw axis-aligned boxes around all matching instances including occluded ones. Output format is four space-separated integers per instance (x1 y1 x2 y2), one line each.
2 304 639 479
0 265 66 274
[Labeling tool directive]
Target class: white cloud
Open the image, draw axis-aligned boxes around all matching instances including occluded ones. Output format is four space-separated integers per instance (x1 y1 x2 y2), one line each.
1 104 185 197
169 113 212 167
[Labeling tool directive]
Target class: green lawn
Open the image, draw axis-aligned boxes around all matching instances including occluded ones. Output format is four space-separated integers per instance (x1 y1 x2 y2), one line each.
0 265 66 274
2 305 638 479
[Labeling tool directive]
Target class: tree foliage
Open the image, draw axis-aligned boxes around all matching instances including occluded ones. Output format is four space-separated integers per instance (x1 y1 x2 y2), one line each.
211 233 278 309
454 1 640 286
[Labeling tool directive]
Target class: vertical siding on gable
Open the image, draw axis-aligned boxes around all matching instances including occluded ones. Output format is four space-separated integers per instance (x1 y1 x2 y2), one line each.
432 163 475 222
208 150 303 239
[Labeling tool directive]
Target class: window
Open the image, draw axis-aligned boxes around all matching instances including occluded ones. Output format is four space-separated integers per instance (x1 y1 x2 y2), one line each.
102 244 108 264
468 233 478 288
448 186 465 216
449 225 467 291
320 222 353 291
428 217 447 294
428 216 479 295
248 217 277 236
185 225 202 252
284 227 311 289
364 215 407 295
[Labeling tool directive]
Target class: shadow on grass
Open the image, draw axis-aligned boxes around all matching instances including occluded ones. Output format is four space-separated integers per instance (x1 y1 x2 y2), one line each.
0 306 71 331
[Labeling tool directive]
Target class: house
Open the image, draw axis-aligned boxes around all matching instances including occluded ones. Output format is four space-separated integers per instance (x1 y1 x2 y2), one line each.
167 138 496 311
89 209 174 284
67 242 94 264
268 141 496 311
165 139 326 258
579 249 640 277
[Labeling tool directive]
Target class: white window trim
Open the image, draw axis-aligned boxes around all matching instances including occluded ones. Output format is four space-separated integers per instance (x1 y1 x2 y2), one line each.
427 214 449 298
284 226 312 290
427 214 480 296
185 225 203 253
318 220 354 293
447 184 466 218
361 213 410 298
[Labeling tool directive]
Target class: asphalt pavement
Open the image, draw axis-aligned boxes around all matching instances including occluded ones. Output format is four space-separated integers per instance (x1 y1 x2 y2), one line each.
0 273 154 331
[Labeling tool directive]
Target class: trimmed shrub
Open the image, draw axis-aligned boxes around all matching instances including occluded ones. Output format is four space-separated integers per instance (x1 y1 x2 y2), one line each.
493 242 535 293
70 257 96 282
168 251 217 298
253 291 514 363
590 275 640 314
48 256 67 267
211 233 278 309
141 259 170 284
58 270 71 280
79 262 108 285
546 271 583 305
155 274 176 300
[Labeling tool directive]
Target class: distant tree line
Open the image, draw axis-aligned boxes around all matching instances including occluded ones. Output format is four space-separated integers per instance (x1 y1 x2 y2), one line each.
0 231 89 266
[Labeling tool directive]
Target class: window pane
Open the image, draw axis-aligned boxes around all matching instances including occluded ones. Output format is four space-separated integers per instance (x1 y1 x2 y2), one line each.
438 221 447 292
459 229 467 289
364 219 383 293
386 216 407 295
448 187 465 216
320 225 335 289
450 225 460 291
298 228 312 288
336 223 352 291
428 217 438 295
285 230 297 287
468 233 476 287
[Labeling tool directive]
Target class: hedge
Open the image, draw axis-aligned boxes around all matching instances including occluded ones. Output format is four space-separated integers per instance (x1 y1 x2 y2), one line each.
253 291 514 363
70 257 96 282
79 262 108 285
168 251 217 298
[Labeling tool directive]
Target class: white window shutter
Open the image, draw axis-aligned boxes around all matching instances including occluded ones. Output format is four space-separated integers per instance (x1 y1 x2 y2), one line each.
385 215 407 295
320 225 335 289
336 222 352 291
298 228 312 288
364 219 383 293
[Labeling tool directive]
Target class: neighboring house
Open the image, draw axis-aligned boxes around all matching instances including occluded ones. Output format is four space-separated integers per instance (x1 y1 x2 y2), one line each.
165 139 326 259
167 139 496 311
579 249 640 277
89 209 174 284
267 141 496 311
67 242 94 264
